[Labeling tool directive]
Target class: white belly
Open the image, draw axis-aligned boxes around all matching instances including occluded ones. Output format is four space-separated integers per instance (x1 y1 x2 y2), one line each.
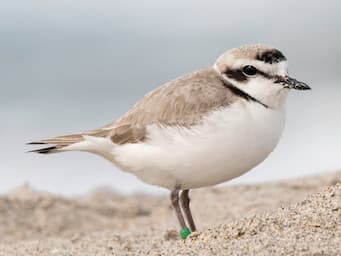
112 101 285 190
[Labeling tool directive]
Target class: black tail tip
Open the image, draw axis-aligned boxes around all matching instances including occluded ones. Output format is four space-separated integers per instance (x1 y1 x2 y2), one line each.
26 142 46 145
27 146 58 154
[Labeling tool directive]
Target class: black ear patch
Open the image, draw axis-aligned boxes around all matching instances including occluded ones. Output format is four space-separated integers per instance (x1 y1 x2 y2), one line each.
257 49 286 64
224 69 248 82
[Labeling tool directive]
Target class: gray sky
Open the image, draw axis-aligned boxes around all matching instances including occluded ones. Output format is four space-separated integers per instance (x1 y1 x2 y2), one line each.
1 0 340 195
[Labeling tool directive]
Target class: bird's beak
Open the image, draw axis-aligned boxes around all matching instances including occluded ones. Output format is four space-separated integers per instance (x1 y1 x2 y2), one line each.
275 76 311 90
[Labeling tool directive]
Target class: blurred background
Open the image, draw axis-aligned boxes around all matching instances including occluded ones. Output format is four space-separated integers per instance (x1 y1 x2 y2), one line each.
1 0 340 195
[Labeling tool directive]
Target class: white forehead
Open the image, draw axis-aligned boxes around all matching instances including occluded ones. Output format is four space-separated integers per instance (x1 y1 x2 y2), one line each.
225 44 272 58
214 45 288 76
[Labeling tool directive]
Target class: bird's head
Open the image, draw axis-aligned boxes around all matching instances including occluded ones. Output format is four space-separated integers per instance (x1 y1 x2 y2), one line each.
214 44 310 109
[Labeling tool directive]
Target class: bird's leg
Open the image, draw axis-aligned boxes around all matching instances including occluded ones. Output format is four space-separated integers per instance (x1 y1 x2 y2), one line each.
171 189 186 229
180 189 197 232
171 189 190 239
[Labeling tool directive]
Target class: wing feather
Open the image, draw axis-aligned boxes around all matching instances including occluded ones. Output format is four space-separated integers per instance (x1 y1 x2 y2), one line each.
105 68 237 144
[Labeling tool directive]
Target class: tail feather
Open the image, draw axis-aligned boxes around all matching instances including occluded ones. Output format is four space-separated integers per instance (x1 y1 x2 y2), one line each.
28 146 60 154
30 134 84 145
28 129 111 154
28 134 85 154
27 142 46 145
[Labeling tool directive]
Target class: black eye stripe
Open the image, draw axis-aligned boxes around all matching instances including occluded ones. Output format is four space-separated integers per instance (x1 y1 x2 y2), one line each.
224 69 248 82
224 68 274 82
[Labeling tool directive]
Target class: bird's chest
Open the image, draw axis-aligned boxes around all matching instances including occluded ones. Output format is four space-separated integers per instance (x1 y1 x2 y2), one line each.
213 103 285 159
194 103 283 161
153 102 286 188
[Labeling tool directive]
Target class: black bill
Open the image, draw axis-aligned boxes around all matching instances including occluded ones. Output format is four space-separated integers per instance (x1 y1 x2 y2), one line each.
275 76 311 90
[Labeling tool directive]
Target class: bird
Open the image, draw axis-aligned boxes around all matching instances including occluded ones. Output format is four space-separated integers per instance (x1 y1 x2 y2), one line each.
28 44 310 239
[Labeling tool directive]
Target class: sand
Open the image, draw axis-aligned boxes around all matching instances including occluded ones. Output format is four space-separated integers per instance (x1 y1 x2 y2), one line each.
0 171 340 256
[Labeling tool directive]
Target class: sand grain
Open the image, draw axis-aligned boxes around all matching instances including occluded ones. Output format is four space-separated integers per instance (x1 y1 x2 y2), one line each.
0 172 340 255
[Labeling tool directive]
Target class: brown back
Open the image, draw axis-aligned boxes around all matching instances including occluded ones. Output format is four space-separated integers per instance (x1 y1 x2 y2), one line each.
103 68 238 144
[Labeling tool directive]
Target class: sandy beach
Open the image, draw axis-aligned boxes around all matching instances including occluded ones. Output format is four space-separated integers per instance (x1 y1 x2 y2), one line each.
0 171 340 256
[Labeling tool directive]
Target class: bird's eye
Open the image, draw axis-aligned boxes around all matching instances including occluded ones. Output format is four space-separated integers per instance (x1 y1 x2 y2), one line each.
242 65 257 76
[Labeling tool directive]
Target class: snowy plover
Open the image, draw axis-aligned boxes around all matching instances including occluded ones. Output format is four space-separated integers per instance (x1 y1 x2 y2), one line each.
29 44 310 239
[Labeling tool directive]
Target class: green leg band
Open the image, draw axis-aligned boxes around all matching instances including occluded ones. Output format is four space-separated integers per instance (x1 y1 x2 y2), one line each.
180 228 191 239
